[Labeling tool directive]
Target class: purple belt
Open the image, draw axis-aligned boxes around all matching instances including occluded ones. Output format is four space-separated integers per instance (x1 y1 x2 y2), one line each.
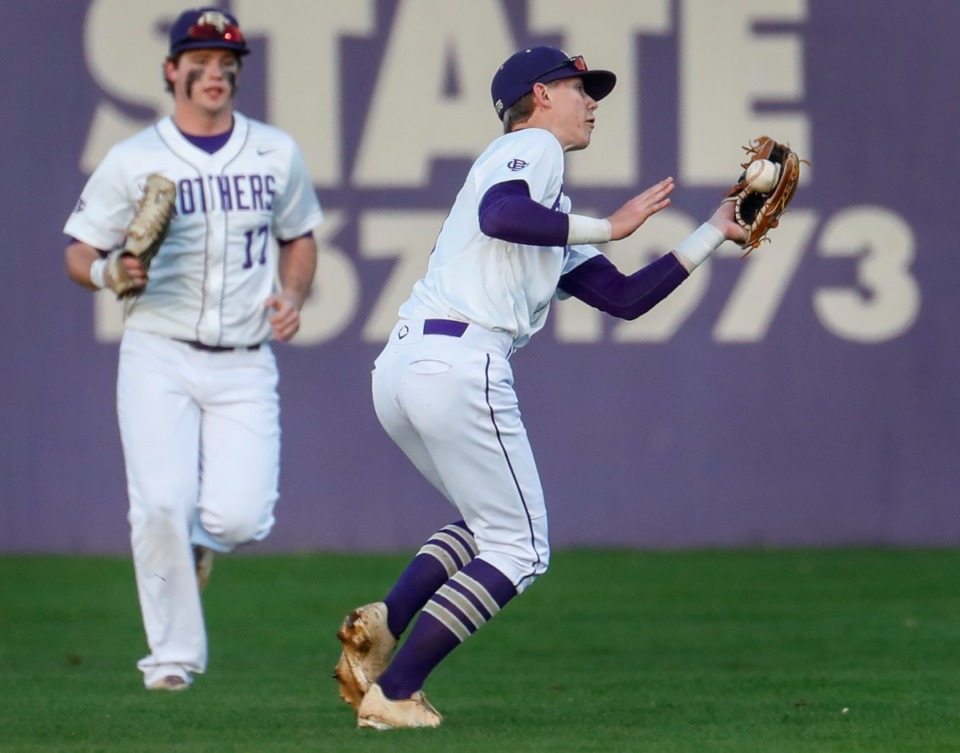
423 319 468 337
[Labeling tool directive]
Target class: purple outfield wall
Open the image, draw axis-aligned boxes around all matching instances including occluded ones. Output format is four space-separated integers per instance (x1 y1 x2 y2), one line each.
1 0 957 554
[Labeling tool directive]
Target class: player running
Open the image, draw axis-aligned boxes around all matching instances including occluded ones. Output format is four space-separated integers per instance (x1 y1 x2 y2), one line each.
63 6 322 691
334 46 746 729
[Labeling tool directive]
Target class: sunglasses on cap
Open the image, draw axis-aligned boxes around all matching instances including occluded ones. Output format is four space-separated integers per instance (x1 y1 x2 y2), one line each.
527 55 587 83
186 20 245 45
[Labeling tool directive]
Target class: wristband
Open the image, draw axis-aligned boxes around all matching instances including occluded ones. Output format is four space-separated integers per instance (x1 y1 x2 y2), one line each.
674 222 725 270
89 258 107 289
567 214 612 246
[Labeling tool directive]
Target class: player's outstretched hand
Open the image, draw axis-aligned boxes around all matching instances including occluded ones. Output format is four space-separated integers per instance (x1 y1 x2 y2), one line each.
606 177 675 241
266 291 302 342
707 197 748 245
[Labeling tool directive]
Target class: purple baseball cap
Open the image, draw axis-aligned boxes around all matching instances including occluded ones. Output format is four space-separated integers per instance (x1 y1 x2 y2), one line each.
491 46 617 120
169 7 249 58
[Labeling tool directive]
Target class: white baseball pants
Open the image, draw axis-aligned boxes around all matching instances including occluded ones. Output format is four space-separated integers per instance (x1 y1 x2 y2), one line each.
116 329 280 687
372 319 550 593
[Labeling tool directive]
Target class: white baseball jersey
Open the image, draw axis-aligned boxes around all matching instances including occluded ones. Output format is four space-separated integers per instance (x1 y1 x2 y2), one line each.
64 112 323 346
375 127 604 594
64 112 322 689
398 127 600 349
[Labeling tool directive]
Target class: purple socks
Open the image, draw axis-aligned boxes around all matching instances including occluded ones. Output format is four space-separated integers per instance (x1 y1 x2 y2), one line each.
383 520 478 638
379 557 518 700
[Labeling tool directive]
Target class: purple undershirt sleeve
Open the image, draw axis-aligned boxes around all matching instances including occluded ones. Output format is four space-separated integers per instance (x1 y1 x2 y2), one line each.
558 253 690 321
478 180 570 246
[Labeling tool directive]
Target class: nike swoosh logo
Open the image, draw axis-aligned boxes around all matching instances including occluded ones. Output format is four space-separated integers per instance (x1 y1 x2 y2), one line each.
257 147 275 156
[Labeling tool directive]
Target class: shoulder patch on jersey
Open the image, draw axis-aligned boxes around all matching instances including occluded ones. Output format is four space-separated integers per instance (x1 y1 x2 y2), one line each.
507 158 529 172
73 198 85 214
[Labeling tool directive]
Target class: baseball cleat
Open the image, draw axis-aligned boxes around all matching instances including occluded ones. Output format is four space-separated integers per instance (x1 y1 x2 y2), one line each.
333 602 397 710
356 683 442 730
147 674 189 691
193 546 214 591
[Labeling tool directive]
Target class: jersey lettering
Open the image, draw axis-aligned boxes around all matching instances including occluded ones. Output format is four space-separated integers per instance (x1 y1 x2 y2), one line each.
177 173 277 216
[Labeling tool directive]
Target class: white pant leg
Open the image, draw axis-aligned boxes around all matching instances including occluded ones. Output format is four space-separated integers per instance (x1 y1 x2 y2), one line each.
372 357 452 502
118 331 281 687
374 322 549 592
118 330 206 686
193 346 280 552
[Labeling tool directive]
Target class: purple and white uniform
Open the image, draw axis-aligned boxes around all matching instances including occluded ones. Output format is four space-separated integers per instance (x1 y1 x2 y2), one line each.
338 47 732 720
374 126 688 593
64 112 322 688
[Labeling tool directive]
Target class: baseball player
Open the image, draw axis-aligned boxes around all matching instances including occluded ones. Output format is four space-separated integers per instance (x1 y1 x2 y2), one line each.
334 46 746 729
63 7 322 691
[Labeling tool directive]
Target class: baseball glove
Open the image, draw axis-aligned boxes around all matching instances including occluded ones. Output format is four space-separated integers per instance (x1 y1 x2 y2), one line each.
727 136 803 255
106 173 177 297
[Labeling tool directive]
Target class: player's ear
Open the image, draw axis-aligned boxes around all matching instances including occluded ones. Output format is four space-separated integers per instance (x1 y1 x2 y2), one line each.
531 82 551 109
162 58 178 93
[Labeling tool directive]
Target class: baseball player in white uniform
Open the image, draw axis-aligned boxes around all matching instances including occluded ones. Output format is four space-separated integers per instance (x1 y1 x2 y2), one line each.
63 7 322 691
334 47 747 729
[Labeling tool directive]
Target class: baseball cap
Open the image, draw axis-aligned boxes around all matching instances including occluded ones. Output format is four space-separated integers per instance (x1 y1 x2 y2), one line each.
491 46 616 120
169 7 249 58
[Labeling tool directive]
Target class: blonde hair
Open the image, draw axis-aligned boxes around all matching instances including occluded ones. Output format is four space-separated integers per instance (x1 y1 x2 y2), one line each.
502 91 536 133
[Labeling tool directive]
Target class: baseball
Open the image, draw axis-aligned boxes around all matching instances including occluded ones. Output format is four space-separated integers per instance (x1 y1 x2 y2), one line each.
744 159 780 193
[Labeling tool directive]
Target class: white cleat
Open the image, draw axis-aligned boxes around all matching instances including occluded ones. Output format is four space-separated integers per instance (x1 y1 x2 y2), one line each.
356 683 442 730
147 674 189 691
333 602 397 710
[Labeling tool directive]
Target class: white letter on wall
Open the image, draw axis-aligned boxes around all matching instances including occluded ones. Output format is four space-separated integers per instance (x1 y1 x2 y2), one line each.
679 0 810 185
234 0 375 187
529 0 671 187
353 0 514 187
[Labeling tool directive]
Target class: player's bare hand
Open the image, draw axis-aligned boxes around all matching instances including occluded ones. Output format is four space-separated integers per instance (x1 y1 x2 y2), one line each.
606 177 674 241
707 197 747 245
266 291 302 342
107 255 148 292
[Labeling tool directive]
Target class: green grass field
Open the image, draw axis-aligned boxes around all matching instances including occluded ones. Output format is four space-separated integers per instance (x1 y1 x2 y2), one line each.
2 549 959 752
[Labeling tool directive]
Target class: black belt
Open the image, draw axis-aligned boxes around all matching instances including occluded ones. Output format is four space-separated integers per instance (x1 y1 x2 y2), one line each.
423 319 468 337
176 339 261 353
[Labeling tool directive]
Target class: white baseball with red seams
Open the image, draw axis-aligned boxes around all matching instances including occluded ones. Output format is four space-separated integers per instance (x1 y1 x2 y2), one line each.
744 159 780 193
